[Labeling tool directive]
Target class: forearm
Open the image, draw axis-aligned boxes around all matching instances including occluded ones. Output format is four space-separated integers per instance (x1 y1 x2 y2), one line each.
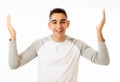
96 30 110 65
10 35 16 41
81 41 110 65
9 39 38 69
9 41 20 69
96 42 110 65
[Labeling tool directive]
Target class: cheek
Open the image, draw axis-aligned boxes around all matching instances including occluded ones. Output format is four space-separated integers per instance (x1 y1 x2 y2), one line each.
49 26 55 31
48 24 53 30
48 23 52 30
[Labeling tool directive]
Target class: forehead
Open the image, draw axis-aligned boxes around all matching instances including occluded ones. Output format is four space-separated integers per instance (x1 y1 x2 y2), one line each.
50 13 67 21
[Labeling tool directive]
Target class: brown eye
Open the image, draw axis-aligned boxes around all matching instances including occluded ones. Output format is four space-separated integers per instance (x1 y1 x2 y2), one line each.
61 21 66 24
52 22 57 24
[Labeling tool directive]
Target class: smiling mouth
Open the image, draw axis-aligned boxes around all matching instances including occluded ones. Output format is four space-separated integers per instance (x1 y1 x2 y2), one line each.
55 29 64 33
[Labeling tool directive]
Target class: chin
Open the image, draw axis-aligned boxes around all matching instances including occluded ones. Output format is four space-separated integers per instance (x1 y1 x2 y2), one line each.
54 34 65 38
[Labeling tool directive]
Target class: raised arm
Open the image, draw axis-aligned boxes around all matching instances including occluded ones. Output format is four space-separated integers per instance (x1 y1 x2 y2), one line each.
7 15 20 69
92 10 110 65
7 15 37 69
80 10 110 65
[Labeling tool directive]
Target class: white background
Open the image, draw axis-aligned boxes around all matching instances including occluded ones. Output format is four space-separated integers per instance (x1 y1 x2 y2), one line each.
0 0 120 82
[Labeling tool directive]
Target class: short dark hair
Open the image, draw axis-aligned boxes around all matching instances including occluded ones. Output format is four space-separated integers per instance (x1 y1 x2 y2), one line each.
49 8 67 19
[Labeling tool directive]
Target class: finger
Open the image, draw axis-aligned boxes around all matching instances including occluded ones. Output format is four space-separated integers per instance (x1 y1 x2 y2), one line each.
7 15 15 34
102 9 106 20
103 9 105 16
7 15 13 28
7 15 11 27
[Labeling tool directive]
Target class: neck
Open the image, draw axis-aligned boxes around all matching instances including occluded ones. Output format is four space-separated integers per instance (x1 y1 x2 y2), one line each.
52 35 66 42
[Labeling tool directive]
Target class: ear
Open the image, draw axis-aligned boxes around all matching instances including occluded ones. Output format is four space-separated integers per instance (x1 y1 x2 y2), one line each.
66 20 70 28
48 22 51 30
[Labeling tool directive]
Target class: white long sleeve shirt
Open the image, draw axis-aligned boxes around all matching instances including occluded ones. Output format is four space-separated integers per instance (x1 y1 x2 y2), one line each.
9 35 110 82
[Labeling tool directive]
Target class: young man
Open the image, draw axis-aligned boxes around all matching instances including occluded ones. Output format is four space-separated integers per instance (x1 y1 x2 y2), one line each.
7 8 110 82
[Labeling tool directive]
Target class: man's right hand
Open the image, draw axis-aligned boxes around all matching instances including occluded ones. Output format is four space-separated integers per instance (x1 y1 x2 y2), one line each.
7 15 16 41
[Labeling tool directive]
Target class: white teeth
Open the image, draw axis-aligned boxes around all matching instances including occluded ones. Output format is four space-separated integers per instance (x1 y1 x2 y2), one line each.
56 30 63 32
57 30 62 32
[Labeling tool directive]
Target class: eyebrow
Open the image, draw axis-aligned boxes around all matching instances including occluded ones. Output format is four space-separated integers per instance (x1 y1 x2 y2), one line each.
50 19 66 22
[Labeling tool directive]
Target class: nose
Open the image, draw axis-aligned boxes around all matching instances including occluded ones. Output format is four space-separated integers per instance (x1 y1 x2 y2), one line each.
56 23 62 29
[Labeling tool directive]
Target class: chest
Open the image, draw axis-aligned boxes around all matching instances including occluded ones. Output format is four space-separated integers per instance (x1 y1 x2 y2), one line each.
37 41 80 65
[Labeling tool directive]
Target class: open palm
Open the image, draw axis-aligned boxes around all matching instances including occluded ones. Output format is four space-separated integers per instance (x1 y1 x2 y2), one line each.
7 15 16 40
96 10 106 31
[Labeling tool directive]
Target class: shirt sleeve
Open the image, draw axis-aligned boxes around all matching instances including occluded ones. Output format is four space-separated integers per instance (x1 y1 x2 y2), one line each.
9 41 37 69
80 41 110 65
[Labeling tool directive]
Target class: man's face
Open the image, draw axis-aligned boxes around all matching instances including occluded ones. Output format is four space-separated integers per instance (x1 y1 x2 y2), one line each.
48 13 70 40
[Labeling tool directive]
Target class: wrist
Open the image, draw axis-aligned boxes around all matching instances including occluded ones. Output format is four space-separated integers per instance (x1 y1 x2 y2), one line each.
10 36 16 41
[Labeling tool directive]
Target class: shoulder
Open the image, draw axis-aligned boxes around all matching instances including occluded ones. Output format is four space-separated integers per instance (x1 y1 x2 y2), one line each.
66 35 88 48
30 35 51 48
66 35 84 44
33 35 51 45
